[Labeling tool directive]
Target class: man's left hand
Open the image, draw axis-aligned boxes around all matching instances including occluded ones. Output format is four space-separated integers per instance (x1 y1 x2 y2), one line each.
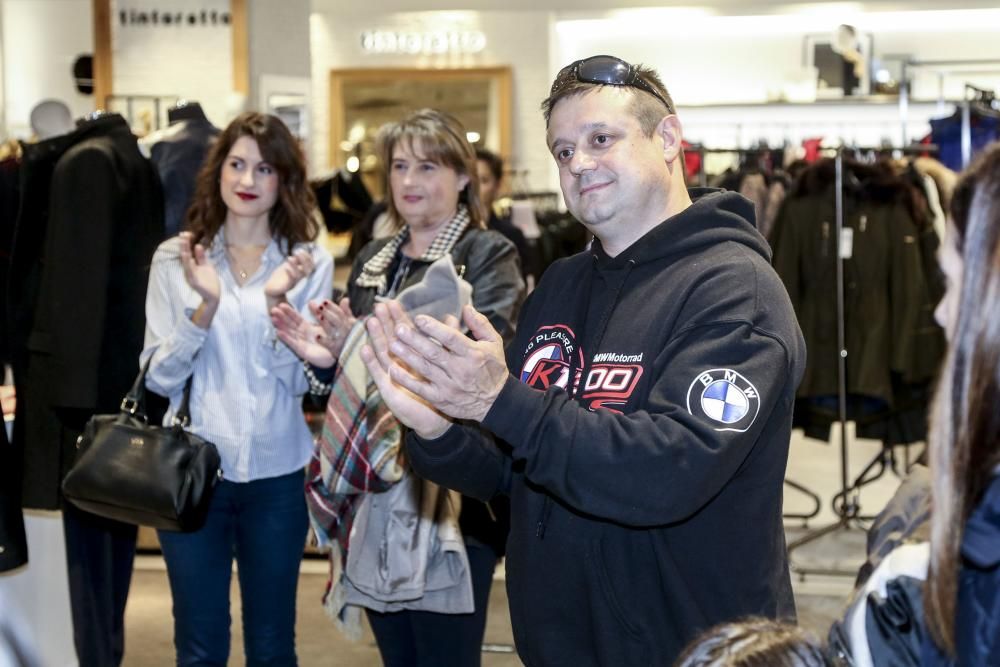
377 301 509 423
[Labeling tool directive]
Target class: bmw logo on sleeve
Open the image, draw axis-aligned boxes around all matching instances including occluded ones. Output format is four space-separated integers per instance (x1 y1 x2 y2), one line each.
686 369 761 432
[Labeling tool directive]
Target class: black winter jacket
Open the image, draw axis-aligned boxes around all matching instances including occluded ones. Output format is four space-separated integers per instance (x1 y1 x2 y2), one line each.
771 160 945 406
408 189 806 665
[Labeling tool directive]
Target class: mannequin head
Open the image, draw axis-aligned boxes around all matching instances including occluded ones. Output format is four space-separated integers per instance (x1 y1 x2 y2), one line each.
29 100 74 140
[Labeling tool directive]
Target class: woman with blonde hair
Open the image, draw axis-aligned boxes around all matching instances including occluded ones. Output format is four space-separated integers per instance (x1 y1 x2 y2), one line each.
273 108 523 666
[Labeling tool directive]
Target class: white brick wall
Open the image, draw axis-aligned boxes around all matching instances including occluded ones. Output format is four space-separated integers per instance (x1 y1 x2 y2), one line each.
111 0 234 129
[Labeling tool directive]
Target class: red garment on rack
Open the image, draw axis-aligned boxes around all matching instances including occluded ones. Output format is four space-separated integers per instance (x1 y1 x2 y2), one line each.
802 137 824 162
682 140 701 182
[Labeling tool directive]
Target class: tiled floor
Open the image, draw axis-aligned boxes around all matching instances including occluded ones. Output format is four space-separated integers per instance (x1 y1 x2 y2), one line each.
120 424 916 666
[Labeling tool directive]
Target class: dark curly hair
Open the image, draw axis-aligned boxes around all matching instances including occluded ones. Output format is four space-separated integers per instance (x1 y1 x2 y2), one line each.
185 111 318 250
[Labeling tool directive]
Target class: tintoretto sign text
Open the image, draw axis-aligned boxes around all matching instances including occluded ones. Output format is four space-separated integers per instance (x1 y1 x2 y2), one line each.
119 9 231 26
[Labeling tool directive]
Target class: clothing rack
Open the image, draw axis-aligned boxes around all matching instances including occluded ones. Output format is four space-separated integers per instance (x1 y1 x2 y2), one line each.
786 148 856 576
817 143 940 159
898 58 1000 166
686 144 786 187
786 143 939 577
961 83 1000 168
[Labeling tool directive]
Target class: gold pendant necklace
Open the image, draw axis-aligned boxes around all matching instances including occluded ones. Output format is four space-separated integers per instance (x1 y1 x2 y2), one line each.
226 246 259 282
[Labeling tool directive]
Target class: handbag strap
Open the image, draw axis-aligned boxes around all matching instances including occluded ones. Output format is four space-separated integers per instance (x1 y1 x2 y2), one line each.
121 356 194 426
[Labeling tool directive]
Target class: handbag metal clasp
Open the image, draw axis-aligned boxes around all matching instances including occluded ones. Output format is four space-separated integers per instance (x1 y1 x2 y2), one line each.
120 397 140 415
171 414 191 428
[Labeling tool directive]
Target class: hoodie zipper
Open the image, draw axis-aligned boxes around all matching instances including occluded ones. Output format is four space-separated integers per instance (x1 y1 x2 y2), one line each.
535 256 637 540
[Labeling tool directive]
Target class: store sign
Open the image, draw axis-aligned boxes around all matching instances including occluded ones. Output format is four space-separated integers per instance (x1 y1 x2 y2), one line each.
118 8 231 27
360 30 487 55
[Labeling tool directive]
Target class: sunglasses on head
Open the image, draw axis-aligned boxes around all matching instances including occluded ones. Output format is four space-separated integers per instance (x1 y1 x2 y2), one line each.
550 55 674 113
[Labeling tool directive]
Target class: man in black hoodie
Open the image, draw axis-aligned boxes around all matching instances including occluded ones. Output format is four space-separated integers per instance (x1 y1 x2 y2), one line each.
361 55 806 666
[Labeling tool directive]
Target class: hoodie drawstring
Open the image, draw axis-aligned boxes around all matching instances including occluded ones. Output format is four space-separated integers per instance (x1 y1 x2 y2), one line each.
535 257 637 540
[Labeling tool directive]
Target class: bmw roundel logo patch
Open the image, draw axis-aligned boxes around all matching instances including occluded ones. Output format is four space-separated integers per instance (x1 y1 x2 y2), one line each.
686 369 761 432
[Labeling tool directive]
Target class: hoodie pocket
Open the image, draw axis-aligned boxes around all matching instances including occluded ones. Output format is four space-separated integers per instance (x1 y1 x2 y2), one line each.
586 537 649 664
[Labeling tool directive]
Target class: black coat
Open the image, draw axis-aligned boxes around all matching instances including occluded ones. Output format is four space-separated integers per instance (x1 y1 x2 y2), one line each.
9 114 164 510
0 156 27 571
0 419 27 572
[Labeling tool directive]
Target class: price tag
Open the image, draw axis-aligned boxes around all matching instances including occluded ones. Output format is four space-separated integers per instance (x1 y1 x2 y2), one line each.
840 227 854 259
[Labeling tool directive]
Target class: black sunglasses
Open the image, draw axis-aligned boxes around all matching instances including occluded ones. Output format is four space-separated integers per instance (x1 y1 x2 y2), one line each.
550 55 673 113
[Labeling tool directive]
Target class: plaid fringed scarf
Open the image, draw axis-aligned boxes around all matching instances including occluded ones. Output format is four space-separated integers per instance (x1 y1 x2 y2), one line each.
304 319 404 564
354 205 471 294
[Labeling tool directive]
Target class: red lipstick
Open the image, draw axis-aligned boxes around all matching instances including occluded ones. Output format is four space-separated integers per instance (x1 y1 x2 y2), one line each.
236 192 259 201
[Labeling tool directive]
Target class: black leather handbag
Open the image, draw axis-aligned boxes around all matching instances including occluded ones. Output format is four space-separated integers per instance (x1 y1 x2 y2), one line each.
62 361 222 532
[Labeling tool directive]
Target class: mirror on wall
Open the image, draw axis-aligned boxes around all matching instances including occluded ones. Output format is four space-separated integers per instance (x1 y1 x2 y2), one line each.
329 67 512 200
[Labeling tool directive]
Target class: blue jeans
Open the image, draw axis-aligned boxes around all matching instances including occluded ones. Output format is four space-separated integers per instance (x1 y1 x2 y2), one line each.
158 470 308 667
366 541 499 667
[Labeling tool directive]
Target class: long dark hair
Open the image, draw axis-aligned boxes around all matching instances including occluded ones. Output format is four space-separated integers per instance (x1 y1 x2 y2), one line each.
925 143 1000 654
185 111 318 248
375 108 485 233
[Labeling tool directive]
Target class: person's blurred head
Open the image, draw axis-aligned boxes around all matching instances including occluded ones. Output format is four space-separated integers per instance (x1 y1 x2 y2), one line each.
186 111 318 247
376 108 484 233
925 142 1000 656
674 618 829 667
476 148 504 214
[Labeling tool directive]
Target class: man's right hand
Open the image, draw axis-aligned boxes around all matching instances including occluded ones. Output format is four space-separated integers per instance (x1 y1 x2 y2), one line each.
361 304 452 440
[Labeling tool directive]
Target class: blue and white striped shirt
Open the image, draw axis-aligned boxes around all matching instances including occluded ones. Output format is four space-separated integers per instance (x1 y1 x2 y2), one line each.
141 232 333 483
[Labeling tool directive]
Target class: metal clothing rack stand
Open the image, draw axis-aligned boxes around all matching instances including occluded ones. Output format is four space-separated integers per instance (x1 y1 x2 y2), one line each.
786 148 855 577
820 143 937 509
898 58 1000 167
786 143 938 576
